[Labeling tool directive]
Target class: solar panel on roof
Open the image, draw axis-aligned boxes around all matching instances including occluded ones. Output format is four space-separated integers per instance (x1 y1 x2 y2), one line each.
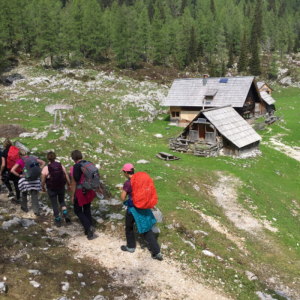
219 78 228 83
205 101 212 105
197 118 206 123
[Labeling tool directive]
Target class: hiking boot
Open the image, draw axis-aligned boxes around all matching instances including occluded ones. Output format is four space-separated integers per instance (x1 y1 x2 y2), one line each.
54 218 61 227
21 207 29 213
152 253 163 261
87 226 96 240
63 212 71 223
121 245 136 253
15 199 21 205
84 229 88 235
8 192 15 198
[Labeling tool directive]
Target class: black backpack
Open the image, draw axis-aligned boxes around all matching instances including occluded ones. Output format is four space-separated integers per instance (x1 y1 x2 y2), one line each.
46 162 67 190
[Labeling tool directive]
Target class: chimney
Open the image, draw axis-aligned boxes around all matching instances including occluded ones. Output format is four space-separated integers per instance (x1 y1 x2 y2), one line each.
203 74 209 79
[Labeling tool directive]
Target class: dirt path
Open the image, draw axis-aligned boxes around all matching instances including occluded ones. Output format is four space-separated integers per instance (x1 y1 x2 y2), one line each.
211 172 277 234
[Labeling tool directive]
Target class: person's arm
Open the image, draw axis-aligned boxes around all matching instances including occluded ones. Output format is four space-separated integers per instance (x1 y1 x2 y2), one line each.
41 174 47 193
71 176 76 203
11 164 21 177
37 159 45 169
62 166 71 185
0 157 5 174
121 190 127 201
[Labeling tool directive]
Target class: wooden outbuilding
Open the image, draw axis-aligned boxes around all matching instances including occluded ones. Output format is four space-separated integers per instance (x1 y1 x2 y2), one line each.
169 106 262 157
257 82 276 114
162 76 276 126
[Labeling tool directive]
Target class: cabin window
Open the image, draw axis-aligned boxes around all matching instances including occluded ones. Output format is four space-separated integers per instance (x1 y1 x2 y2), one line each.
176 111 180 117
172 112 175 117
205 96 214 101
171 111 180 118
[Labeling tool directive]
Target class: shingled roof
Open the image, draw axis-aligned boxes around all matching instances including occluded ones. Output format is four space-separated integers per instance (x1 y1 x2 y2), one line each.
202 107 262 148
161 76 255 108
260 91 276 105
257 81 265 89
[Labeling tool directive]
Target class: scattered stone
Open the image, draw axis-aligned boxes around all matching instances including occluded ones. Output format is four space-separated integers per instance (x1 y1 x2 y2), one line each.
93 296 105 300
151 225 160 234
98 287 104 293
152 208 164 223
194 230 208 236
106 213 124 220
46 228 53 232
256 291 276 300
183 240 195 250
193 184 200 192
156 176 163 180
109 199 122 205
28 270 42 276
19 132 37 138
154 134 163 138
34 131 48 140
0 282 7 294
245 270 258 281
202 250 215 257
65 270 73 275
115 183 123 190
77 273 83 279
61 282 70 291
81 282 86 287
20 219 36 227
161 244 168 249
13 238 18 244
30 280 40 288
0 209 8 214
274 290 291 300
136 159 150 164
94 271 99 275
2 217 21 229
57 297 71 300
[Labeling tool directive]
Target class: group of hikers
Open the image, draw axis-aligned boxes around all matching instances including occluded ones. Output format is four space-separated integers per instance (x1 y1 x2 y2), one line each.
0 139 163 261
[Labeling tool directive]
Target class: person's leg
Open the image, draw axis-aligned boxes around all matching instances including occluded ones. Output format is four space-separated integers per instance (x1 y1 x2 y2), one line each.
21 191 28 211
13 180 21 201
83 202 93 226
57 187 71 222
73 197 91 231
144 230 161 256
31 190 40 215
47 189 60 217
123 211 136 250
4 180 13 196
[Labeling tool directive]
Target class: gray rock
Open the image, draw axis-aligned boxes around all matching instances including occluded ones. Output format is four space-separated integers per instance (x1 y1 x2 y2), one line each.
136 159 150 164
2 217 21 229
46 228 53 232
61 282 70 291
15 141 30 153
245 270 258 281
152 208 164 223
33 131 48 140
77 273 83 279
202 250 215 257
256 291 276 300
94 271 99 275
30 280 40 288
19 132 37 138
0 282 7 294
57 297 71 300
106 213 124 220
81 282 86 287
151 225 160 234
65 270 73 275
93 296 106 300
154 134 163 138
0 209 8 214
98 287 104 293
274 291 291 300
0 216 3 220
20 219 36 227
194 230 208 236
28 270 42 276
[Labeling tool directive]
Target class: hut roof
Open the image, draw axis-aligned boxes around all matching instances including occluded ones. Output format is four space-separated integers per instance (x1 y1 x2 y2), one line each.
257 81 274 91
161 76 255 108
202 107 262 148
260 91 276 105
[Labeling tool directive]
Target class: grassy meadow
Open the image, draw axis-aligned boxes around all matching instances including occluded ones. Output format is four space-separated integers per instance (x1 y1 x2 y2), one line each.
1 64 300 299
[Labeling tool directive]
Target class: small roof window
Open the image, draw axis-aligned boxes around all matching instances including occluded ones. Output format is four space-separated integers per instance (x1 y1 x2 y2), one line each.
219 78 228 83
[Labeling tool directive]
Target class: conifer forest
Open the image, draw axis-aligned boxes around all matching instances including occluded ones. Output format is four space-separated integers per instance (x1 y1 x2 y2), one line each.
1 0 300 77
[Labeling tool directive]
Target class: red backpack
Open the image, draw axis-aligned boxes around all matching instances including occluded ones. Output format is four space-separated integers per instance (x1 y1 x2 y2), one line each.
131 172 157 209
7 146 22 174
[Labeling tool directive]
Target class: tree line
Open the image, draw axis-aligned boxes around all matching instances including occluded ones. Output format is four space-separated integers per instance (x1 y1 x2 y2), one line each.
1 0 300 77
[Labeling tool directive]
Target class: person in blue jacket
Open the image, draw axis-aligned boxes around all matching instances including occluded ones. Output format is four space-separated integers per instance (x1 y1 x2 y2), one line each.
120 163 163 261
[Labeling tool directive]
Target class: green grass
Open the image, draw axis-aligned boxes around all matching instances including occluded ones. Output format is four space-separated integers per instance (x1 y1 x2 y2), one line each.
1 66 300 299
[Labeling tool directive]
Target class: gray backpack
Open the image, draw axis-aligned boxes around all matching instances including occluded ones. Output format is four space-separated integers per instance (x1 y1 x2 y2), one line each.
22 156 41 181
77 160 100 190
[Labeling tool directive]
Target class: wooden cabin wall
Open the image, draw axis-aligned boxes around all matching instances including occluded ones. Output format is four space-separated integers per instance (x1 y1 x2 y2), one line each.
222 137 240 156
259 84 272 96
239 141 260 155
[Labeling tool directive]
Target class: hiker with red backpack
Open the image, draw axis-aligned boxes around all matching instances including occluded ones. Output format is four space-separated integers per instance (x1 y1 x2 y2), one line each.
120 163 163 261
0 139 22 203
10 148 45 215
70 150 102 240
41 151 71 227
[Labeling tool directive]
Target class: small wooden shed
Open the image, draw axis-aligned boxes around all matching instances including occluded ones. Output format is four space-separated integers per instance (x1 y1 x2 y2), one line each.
169 106 262 157
257 82 276 114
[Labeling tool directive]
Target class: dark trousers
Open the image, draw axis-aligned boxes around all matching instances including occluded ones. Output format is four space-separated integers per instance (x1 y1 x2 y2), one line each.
73 197 93 231
22 190 39 214
125 211 160 256
3 174 20 200
47 187 66 217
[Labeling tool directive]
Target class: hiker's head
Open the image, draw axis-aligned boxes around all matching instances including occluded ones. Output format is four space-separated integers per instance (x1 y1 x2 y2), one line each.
19 148 28 157
71 150 83 162
121 163 134 178
47 151 56 163
3 139 12 149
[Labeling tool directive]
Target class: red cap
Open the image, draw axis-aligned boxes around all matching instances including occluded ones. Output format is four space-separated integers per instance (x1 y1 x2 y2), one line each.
120 163 134 172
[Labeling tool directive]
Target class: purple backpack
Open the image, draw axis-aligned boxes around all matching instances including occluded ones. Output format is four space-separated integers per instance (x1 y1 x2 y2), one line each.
46 162 67 190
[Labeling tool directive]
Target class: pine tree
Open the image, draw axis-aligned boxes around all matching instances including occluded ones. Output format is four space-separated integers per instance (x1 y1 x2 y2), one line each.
251 0 264 43
180 0 187 16
287 36 293 54
268 55 278 80
189 26 197 62
238 31 247 72
210 0 216 16
294 29 300 53
221 60 226 76
278 1 285 18
250 33 261 76
147 0 155 22
0 0 17 48
173 53 181 69
227 42 234 67
197 39 204 57
151 6 164 64
267 0 276 13
209 59 216 77
139 7 150 62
